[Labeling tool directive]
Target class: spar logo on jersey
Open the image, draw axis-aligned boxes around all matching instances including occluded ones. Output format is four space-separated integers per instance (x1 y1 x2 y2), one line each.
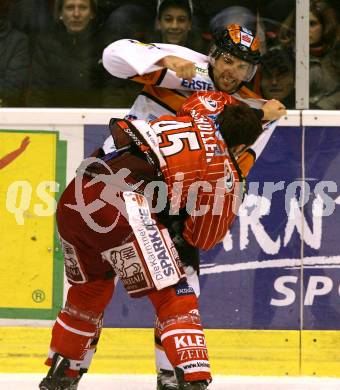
224 159 235 192
198 96 218 112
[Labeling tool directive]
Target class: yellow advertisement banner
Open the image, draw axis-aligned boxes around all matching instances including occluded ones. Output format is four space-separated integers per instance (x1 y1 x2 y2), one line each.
0 131 62 311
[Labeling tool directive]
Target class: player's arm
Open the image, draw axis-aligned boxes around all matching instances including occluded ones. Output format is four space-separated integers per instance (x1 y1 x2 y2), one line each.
238 102 286 176
102 39 167 79
183 192 239 251
156 56 196 82
232 93 287 174
262 99 286 121
236 87 287 121
182 158 243 251
102 39 207 84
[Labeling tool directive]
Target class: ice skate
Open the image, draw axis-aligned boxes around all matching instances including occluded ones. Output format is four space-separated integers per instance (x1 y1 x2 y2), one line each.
39 353 81 390
175 367 209 390
157 368 179 389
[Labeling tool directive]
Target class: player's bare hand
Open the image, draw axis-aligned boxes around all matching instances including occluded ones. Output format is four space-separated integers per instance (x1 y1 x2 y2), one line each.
157 55 196 81
20 136 30 151
262 99 287 121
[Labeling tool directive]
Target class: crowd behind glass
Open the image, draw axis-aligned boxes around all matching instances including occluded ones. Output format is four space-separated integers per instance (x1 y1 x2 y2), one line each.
0 0 339 109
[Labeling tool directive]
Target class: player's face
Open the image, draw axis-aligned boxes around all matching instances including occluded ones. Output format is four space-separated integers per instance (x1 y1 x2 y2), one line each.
158 6 191 45
309 12 323 46
212 53 252 93
61 0 93 34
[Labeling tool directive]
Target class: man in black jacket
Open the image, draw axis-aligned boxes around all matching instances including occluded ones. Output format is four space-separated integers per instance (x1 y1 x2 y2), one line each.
27 0 131 108
0 0 29 107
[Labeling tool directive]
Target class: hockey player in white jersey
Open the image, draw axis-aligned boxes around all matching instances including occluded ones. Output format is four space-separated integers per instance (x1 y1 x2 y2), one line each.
102 24 284 124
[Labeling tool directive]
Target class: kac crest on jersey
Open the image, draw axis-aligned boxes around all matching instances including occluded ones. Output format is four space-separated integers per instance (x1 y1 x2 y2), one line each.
198 96 218 112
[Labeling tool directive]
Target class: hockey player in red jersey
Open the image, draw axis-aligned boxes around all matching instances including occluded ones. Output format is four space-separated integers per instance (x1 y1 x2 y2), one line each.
177 90 275 177
152 90 282 389
39 94 265 390
103 23 287 389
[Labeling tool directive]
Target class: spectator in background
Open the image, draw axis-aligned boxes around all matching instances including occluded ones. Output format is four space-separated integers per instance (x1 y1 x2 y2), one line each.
259 0 295 25
27 0 126 108
100 1 155 42
209 5 257 34
0 0 30 107
259 45 295 109
7 0 54 52
279 0 340 109
188 0 259 45
146 0 207 52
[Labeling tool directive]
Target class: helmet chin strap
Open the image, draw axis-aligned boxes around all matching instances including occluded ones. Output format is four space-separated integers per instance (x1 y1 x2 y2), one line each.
227 82 245 95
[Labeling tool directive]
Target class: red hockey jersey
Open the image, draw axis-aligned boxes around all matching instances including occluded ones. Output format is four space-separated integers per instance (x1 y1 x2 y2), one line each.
147 112 244 251
178 90 257 177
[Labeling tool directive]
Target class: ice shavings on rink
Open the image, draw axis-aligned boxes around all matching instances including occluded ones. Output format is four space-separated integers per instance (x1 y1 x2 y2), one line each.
2 374 340 390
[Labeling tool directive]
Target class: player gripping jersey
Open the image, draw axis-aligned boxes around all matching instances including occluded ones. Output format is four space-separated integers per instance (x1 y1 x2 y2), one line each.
39 96 264 390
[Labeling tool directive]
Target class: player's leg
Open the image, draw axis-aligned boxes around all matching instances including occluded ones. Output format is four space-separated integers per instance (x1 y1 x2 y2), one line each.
39 278 115 390
39 177 124 389
154 210 202 389
155 267 200 390
149 283 211 390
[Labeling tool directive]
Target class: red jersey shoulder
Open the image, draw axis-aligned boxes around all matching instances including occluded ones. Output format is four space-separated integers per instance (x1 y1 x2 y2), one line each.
178 91 238 117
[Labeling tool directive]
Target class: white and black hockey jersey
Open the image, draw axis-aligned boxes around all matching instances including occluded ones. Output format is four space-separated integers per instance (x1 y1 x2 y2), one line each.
102 39 277 160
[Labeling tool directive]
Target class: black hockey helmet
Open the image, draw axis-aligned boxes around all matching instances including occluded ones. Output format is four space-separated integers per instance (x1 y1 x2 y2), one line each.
211 23 261 64
209 24 261 82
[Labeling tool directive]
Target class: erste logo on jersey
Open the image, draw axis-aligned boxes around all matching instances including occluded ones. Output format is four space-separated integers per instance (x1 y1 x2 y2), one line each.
198 96 218 112
181 78 214 91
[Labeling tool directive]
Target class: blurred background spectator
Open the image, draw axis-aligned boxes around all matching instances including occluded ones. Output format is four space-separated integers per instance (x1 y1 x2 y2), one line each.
1 0 339 109
257 45 295 108
193 0 257 32
279 0 340 109
0 0 30 107
7 0 54 52
209 5 257 33
146 0 207 52
27 0 138 108
97 0 156 42
259 0 295 23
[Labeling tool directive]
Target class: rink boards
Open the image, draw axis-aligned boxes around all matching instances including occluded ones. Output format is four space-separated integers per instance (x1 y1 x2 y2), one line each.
0 109 340 376
2 327 340 376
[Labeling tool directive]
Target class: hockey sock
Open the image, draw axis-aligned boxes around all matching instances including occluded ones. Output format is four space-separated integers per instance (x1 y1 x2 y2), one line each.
149 283 211 383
